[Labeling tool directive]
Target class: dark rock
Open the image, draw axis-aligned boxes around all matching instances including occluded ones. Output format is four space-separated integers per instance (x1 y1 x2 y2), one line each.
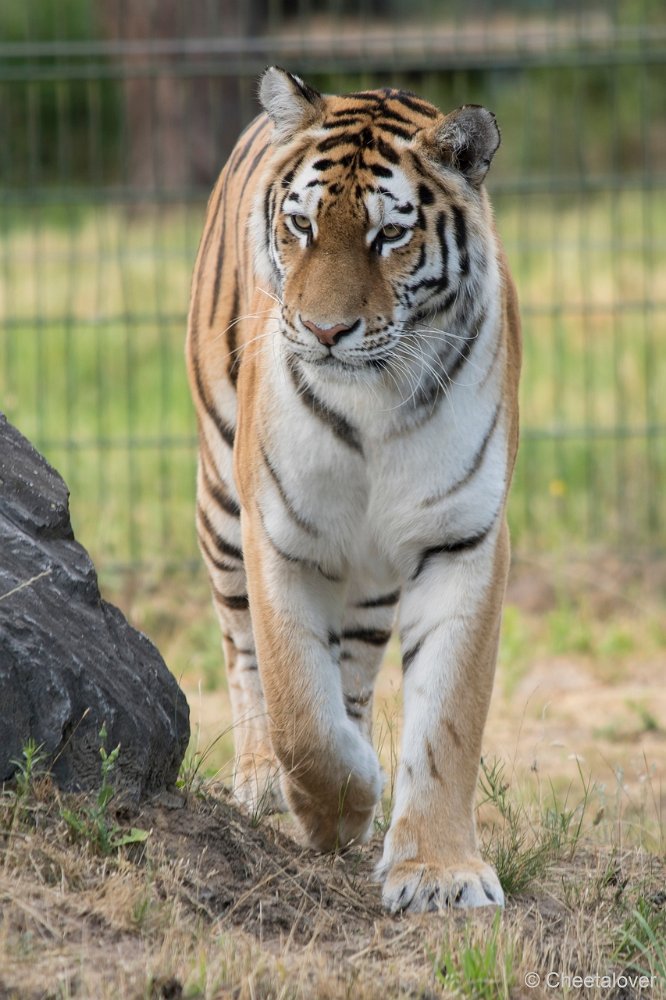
0 414 190 800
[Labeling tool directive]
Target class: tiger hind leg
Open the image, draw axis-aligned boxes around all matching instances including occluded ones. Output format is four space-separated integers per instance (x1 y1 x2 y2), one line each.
196 457 285 814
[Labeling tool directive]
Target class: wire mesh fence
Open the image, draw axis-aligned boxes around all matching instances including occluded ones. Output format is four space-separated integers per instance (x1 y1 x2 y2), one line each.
1 0 664 581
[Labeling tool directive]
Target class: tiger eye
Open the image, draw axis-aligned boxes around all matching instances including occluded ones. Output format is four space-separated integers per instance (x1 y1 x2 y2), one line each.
291 214 312 232
380 223 405 241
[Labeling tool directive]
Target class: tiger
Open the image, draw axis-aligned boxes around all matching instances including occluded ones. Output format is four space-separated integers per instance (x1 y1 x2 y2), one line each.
186 67 521 913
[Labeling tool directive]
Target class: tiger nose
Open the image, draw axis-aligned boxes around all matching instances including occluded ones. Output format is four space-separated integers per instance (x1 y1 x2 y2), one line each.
301 317 357 346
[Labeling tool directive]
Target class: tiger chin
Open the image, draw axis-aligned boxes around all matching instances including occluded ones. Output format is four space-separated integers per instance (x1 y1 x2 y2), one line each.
186 67 521 914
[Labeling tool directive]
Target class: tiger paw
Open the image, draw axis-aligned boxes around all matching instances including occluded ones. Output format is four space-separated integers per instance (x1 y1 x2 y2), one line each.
380 858 504 913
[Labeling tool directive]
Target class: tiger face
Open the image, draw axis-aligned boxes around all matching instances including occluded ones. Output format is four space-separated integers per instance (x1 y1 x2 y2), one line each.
254 71 500 380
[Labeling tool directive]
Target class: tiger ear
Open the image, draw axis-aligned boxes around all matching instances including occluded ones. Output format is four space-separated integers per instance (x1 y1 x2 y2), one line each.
259 66 324 141
429 105 500 187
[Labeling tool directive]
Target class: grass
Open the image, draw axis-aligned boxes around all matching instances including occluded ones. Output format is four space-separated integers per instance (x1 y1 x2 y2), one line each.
1 188 665 572
1 732 665 999
5 560 663 997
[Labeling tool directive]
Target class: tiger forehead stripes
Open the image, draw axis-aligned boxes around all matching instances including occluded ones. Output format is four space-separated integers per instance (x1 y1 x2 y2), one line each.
186 67 521 914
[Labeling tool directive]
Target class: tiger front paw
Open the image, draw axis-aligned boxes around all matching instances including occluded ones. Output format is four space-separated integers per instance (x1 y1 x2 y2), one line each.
379 858 504 913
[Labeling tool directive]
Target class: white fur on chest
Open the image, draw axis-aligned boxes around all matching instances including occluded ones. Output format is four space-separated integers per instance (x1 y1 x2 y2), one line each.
252 328 506 579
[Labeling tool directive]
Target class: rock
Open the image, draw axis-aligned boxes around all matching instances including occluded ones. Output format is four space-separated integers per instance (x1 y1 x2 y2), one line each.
0 414 190 800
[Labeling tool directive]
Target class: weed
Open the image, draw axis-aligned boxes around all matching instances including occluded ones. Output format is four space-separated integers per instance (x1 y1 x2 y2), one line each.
61 724 149 855
177 720 236 797
478 757 592 896
478 757 552 895
8 739 48 802
616 896 666 985
373 705 399 835
627 700 661 735
433 911 515 999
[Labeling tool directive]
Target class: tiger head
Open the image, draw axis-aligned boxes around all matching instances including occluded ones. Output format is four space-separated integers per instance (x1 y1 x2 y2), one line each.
252 67 501 379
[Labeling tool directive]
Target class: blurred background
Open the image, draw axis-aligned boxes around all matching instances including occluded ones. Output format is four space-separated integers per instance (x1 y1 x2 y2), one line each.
1 3 665 754
2 0 664 574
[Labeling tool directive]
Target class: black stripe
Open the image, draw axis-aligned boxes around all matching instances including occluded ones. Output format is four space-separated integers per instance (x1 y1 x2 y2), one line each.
191 354 235 449
199 535 239 574
341 628 392 646
231 115 268 175
209 191 228 327
213 587 249 611
409 151 458 199
355 590 401 609
200 451 241 519
421 403 501 508
411 517 498 581
199 434 240 517
402 639 423 673
287 357 363 455
376 122 412 140
239 142 271 200
446 309 486 383
257 503 342 582
392 94 439 118
409 243 427 277
260 440 319 537
351 91 387 102
435 211 449 289
369 162 393 178
418 182 435 205
197 504 243 563
451 205 470 276
376 137 400 164
345 707 364 721
189 178 236 448
408 211 448 298
376 107 414 127
208 119 265 325
226 271 241 386
345 692 371 706
322 117 363 130
317 132 361 153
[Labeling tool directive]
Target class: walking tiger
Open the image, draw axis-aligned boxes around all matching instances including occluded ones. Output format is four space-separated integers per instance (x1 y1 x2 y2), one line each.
186 67 521 912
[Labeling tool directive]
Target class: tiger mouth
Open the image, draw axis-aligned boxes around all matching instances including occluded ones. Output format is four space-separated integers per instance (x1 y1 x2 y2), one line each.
282 329 391 372
308 352 390 373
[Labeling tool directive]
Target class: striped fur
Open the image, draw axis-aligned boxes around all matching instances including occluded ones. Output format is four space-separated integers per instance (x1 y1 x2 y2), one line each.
186 68 521 912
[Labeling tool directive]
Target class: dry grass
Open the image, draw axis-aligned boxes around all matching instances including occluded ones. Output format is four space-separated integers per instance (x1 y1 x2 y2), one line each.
2 559 665 999
1 772 665 999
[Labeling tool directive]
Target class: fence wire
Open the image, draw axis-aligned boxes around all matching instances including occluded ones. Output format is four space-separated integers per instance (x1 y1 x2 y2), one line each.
1 0 664 578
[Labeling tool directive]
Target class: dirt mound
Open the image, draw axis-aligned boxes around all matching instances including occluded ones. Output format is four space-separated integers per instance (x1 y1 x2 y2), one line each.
137 789 384 942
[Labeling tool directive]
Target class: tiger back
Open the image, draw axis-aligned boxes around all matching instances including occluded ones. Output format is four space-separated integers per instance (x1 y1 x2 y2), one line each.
186 67 521 913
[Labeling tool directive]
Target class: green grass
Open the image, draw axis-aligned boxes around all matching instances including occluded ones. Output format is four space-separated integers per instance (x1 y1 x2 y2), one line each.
1 191 665 574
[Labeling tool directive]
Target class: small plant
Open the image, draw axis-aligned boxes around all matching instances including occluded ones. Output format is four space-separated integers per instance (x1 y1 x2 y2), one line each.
374 706 399 835
615 897 666 984
10 738 48 801
478 757 552 896
177 722 235 797
2 738 49 839
478 757 591 896
61 723 149 855
433 910 515 999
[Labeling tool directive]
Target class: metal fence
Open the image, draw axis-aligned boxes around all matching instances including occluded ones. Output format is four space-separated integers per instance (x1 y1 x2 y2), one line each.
1 0 665 581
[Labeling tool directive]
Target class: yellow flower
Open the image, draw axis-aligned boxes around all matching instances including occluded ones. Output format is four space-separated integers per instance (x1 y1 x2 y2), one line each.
549 478 567 497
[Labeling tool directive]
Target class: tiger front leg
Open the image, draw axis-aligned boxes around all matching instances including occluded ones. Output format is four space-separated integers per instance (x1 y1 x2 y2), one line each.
378 520 510 912
241 508 384 851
